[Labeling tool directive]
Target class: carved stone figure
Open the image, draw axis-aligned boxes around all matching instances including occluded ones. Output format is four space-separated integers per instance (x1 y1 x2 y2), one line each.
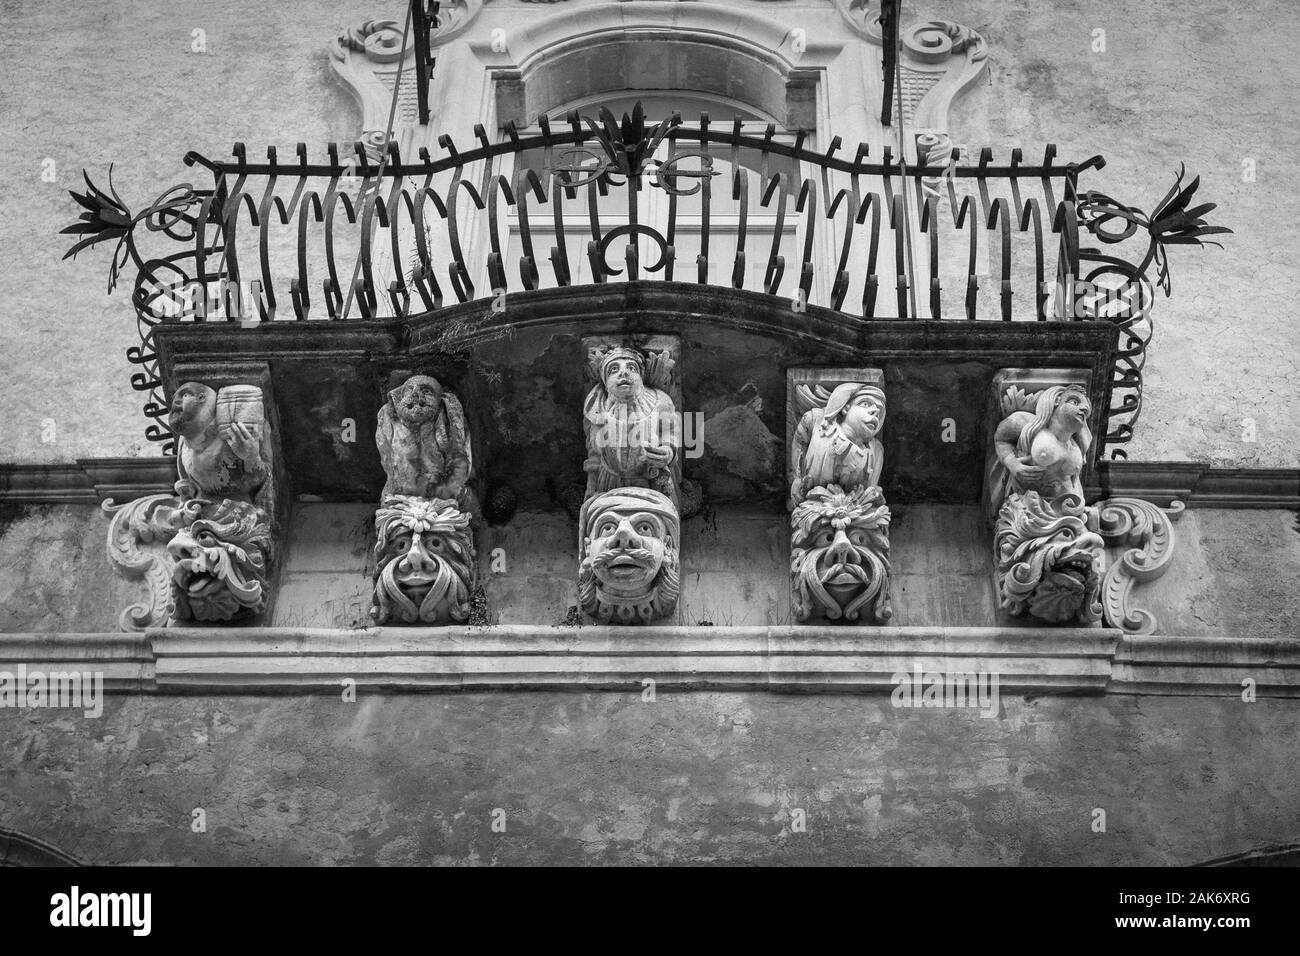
787 371 891 625
167 498 273 623
170 382 274 509
791 485 892 624
104 380 278 629
370 495 476 625
789 382 886 508
578 487 680 625
988 382 1104 624
582 346 680 510
376 374 474 512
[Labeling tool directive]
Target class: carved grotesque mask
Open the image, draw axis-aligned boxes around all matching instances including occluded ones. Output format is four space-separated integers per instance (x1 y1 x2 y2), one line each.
371 495 475 625
995 491 1104 623
579 488 679 624
790 485 892 623
393 376 444 427
167 499 272 622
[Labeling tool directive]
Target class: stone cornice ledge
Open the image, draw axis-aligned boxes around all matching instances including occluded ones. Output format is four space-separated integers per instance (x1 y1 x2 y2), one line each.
1 627 1297 698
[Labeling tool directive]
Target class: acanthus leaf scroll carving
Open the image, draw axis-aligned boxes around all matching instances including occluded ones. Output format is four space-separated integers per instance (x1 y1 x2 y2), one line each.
371 373 480 626
1095 496 1184 635
105 382 277 629
787 370 892 625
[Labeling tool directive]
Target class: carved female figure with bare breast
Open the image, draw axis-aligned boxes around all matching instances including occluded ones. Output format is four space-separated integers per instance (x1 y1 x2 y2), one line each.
988 384 1105 624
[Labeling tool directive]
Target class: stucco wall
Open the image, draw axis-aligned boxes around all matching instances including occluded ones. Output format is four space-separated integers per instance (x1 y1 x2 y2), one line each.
1 0 1296 467
1 691 1296 865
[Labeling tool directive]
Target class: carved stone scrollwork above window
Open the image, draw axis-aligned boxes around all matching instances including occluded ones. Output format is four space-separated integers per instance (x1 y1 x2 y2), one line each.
329 2 484 148
836 0 988 136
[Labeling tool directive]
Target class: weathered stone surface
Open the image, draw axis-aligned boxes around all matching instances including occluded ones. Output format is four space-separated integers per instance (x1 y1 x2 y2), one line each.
2 691 1299 865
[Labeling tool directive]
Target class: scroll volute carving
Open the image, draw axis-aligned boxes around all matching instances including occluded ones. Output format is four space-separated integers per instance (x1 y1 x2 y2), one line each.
105 381 277 628
578 339 682 625
370 373 478 626
787 370 892 625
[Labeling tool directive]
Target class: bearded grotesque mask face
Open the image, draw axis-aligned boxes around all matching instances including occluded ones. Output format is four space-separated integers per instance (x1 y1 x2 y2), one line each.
167 499 272 622
394 377 443 427
371 495 475 625
578 488 679 624
790 485 892 623
995 491 1104 623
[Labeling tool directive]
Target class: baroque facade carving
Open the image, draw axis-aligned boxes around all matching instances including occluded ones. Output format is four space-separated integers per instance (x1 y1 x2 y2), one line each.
578 487 680 625
105 383 277 629
987 371 1181 632
329 3 484 151
787 369 892 624
370 374 478 625
582 342 681 511
578 338 683 624
836 0 988 137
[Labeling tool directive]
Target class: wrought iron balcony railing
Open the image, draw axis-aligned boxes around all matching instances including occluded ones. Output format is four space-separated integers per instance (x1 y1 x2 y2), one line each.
63 106 1227 459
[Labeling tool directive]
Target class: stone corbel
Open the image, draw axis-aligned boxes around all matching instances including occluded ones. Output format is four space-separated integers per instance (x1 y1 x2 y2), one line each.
370 372 480 625
577 335 683 625
985 369 1104 627
787 368 892 625
983 368 1183 634
105 363 283 629
329 3 484 151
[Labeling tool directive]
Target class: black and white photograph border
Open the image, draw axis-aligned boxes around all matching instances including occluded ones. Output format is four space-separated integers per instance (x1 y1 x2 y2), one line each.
0 0 1296 892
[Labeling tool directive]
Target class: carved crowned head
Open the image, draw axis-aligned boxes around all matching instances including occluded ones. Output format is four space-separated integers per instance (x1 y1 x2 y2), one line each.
579 487 680 624
790 484 892 623
371 495 475 625
824 383 886 444
599 347 646 405
167 498 272 623
390 374 446 428
169 382 217 440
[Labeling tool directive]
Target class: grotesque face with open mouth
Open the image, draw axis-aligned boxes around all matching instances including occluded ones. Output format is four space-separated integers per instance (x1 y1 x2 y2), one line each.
995 491 1104 623
167 499 272 622
371 495 475 625
579 487 679 624
790 485 892 623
